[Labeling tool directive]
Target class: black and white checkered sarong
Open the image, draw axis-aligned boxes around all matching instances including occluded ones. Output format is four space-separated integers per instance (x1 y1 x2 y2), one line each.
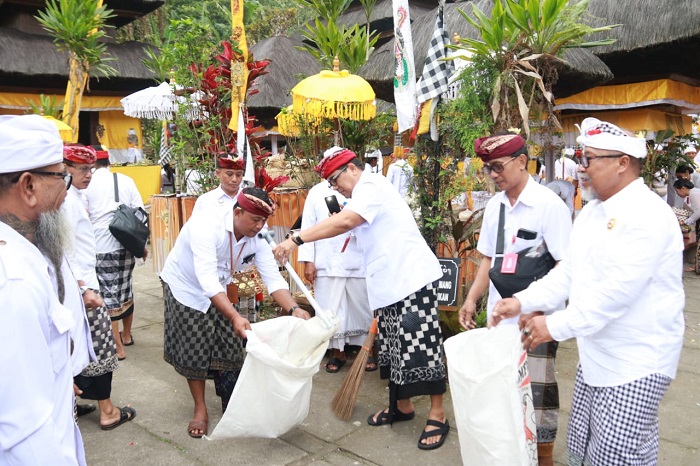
566 365 671 466
377 282 446 388
80 305 118 378
162 281 245 380
96 249 136 320
528 340 559 443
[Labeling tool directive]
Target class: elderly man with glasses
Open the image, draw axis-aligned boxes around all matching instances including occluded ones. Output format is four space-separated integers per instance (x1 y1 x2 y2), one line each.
491 118 685 465
458 132 573 466
0 115 89 464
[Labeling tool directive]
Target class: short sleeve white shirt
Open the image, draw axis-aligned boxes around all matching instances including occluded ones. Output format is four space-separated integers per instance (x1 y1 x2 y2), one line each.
192 185 240 216
62 186 99 289
553 157 579 181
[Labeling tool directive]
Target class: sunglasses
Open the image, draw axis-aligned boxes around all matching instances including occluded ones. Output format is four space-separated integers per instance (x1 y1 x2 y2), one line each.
579 153 624 169
327 165 348 188
482 157 517 175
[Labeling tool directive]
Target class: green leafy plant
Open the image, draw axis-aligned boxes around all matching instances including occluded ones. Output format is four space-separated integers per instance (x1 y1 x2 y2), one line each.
642 130 698 189
25 94 64 118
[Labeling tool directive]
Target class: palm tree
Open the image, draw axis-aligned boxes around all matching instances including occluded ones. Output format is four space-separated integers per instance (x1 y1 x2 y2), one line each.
36 0 117 142
454 0 618 136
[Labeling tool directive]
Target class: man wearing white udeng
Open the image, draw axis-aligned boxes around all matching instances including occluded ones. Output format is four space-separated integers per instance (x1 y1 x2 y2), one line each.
491 118 685 466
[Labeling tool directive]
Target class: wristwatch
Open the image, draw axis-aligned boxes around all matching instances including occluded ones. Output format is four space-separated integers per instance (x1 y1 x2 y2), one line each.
290 232 305 246
79 286 90 296
288 305 301 315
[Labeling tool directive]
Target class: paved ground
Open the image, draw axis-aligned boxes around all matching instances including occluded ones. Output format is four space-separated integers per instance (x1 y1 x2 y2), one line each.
78 258 700 465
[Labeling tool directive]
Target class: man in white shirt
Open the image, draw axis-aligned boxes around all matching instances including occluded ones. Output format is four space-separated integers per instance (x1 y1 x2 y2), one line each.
684 145 699 166
492 118 685 466
84 151 146 361
386 148 414 199
274 148 448 451
192 154 245 215
0 115 87 465
298 178 373 373
160 187 302 439
458 133 572 466
62 145 136 431
364 149 382 174
553 150 579 191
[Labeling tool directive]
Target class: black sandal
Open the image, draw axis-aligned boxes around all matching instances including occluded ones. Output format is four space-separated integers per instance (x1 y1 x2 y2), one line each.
325 357 346 373
365 356 378 372
417 419 449 450
367 407 415 426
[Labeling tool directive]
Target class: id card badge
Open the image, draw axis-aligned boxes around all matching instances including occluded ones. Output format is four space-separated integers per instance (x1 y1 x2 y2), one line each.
501 252 518 274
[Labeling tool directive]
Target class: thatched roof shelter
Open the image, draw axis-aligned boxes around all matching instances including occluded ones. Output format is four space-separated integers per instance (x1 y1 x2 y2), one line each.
337 0 436 38
248 35 322 127
0 27 157 94
360 0 613 102
585 0 700 85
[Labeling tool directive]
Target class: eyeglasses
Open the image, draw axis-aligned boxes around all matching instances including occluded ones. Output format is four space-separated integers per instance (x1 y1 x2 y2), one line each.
72 165 96 174
327 165 348 188
30 171 73 189
580 153 624 168
482 157 517 175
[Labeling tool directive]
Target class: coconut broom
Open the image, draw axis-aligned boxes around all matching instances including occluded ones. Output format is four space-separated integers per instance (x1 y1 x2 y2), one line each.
331 317 378 420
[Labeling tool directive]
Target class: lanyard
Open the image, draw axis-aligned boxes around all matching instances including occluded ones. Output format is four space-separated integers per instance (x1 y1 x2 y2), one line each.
229 232 246 277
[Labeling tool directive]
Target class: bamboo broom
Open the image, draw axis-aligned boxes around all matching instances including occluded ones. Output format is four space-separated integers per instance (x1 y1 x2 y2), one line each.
331 317 378 420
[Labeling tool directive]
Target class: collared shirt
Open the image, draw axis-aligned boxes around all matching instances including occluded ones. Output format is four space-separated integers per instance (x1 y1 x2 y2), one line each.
298 181 364 277
83 167 144 253
62 186 99 289
386 159 414 198
191 185 240 216
478 176 572 324
0 223 86 465
160 208 288 312
516 178 685 387
344 170 442 309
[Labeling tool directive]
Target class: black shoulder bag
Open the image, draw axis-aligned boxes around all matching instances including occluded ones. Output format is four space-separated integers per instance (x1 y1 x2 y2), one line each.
488 203 556 298
108 173 150 258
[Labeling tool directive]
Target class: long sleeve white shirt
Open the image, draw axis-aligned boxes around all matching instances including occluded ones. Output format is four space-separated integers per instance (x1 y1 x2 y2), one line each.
345 170 442 309
61 186 99 289
297 181 364 277
160 207 288 312
515 178 685 387
478 176 573 324
83 167 144 254
683 187 700 224
0 223 86 465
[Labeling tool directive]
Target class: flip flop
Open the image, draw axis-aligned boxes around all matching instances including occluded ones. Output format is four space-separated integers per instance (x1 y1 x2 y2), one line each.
187 419 208 438
417 419 450 450
120 332 134 346
100 406 136 431
367 407 415 426
365 356 378 372
325 357 346 373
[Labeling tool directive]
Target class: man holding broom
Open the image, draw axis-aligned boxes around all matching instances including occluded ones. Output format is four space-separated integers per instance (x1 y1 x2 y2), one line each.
274 147 449 450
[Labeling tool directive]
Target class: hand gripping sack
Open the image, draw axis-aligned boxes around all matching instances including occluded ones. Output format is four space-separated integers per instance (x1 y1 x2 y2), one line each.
108 173 150 258
488 203 555 298
444 326 538 466
207 315 339 439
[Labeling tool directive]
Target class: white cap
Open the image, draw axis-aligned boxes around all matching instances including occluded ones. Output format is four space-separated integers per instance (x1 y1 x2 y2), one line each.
683 145 697 155
0 115 64 173
575 117 647 158
364 149 381 158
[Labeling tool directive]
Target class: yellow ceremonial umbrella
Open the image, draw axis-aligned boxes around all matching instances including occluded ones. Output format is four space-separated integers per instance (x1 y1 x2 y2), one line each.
42 115 73 142
275 106 322 137
291 59 376 122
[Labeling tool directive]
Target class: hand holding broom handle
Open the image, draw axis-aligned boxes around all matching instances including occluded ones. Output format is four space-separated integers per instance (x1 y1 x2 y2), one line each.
257 230 334 329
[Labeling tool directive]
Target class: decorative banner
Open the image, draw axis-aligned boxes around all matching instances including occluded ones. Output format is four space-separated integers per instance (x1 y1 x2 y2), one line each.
229 0 248 130
236 108 255 185
415 1 454 141
392 0 417 133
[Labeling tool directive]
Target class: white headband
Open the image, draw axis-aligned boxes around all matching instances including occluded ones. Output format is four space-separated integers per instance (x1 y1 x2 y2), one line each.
575 117 647 158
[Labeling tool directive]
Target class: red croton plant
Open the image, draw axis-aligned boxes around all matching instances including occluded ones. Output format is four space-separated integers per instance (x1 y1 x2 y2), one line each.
187 40 289 192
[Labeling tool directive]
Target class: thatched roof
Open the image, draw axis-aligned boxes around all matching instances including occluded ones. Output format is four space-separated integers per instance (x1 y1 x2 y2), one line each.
359 1 613 101
584 0 700 84
247 35 322 110
337 0 436 33
0 27 157 93
104 0 165 27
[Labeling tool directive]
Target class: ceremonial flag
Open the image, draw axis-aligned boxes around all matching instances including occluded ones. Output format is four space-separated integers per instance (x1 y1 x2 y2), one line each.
392 0 417 133
228 0 248 130
236 108 255 185
415 1 454 141
158 120 172 166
